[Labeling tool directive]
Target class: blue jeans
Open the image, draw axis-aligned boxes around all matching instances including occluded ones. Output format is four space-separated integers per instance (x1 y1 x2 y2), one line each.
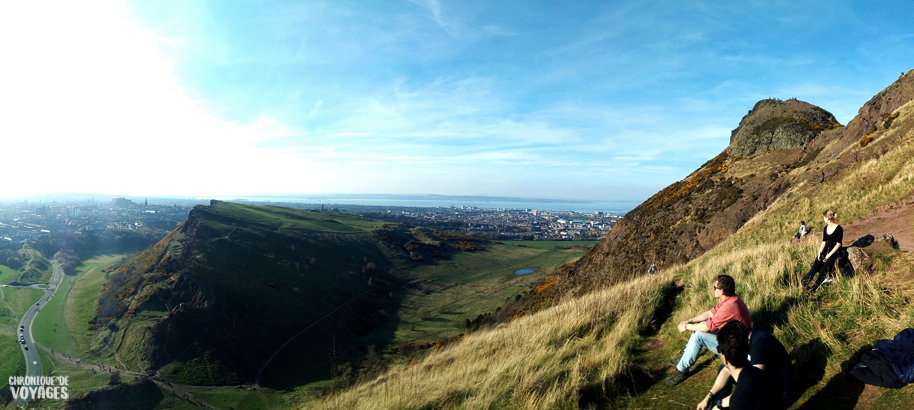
676 330 719 372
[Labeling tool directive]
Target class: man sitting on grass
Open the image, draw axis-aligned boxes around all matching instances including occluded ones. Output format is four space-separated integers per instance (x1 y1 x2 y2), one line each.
708 319 779 410
666 274 751 386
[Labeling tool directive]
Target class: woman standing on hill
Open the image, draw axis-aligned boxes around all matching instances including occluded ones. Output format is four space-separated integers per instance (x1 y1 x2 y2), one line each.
801 210 842 291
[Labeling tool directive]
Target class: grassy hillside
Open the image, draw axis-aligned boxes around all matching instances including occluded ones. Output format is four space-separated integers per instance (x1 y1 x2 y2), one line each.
304 88 914 408
70 200 588 402
7 245 53 284
303 271 677 409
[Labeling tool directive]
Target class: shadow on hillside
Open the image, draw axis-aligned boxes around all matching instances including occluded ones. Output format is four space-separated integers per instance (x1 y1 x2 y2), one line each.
752 296 798 334
795 344 874 409
796 372 866 410
64 379 165 410
789 338 831 406
642 281 683 335
578 282 686 407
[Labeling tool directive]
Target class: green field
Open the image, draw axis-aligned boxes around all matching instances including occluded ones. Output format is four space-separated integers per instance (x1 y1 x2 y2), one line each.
498 240 600 250
211 201 385 232
34 255 126 355
373 241 592 347
0 264 17 284
184 385 289 410
30 254 132 376
33 352 200 409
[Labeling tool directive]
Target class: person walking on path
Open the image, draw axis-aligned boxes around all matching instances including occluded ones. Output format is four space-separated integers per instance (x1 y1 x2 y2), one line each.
665 275 751 386
802 210 842 291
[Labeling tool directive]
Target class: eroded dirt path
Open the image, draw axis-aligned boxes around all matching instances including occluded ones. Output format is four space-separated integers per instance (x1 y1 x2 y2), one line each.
841 195 914 251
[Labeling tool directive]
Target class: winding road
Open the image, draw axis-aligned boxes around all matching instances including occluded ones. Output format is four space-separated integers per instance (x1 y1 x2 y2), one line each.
6 260 62 405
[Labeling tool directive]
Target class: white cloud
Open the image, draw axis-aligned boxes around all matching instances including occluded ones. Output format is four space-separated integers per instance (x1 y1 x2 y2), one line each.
0 0 303 198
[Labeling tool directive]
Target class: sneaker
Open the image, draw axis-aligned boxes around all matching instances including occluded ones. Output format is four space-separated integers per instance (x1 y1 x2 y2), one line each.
665 368 688 386
669 350 683 367
814 277 836 292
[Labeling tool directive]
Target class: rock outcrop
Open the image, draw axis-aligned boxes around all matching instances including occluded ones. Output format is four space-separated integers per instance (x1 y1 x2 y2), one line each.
729 99 839 156
845 246 873 274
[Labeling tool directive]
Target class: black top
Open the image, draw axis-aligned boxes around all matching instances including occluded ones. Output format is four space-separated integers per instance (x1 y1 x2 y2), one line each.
748 329 793 404
730 365 779 410
821 225 843 258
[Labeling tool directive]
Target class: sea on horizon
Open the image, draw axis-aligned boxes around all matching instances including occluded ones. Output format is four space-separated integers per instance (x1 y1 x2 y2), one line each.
223 197 636 215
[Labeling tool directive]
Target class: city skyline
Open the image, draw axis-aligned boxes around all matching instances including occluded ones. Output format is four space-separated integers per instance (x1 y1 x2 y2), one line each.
2 1 912 201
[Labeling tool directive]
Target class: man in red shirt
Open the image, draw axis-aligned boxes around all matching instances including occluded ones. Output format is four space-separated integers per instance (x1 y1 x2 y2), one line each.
665 274 751 386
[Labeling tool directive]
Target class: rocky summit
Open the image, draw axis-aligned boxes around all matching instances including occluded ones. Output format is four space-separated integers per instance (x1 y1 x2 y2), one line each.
728 99 839 156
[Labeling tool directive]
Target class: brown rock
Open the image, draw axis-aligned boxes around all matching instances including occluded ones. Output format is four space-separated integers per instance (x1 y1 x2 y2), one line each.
839 151 858 167
846 247 873 273
728 99 838 156
821 165 841 183
873 233 898 249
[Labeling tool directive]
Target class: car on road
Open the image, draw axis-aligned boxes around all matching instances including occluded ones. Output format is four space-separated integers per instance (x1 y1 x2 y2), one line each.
24 346 28 351
35 302 39 306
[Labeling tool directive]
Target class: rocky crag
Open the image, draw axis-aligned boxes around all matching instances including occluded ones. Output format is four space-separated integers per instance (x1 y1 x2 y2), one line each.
533 69 914 302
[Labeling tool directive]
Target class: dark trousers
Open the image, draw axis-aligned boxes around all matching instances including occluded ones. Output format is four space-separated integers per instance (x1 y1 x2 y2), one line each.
802 256 837 289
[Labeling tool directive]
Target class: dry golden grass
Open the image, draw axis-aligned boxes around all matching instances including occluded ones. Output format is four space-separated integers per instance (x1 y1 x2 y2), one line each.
303 270 677 410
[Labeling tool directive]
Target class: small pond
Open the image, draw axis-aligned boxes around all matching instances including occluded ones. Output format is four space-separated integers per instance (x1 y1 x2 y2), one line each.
514 268 535 276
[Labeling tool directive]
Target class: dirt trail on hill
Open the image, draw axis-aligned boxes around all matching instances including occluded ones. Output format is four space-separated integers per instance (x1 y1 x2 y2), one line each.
841 196 914 252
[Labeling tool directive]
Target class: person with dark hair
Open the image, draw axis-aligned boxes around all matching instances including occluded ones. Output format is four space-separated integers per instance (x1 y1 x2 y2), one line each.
712 321 779 410
666 275 751 386
802 210 843 291
697 321 794 410
793 220 808 239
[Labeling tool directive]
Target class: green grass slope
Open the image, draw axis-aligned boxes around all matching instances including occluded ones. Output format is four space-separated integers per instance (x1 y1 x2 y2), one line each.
10 245 53 284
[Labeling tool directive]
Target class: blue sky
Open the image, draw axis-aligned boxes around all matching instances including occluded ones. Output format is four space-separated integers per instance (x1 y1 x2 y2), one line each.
1 1 912 201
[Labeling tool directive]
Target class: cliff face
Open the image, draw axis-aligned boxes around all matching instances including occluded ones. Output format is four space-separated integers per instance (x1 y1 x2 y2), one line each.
94 202 406 386
728 99 839 156
533 70 914 302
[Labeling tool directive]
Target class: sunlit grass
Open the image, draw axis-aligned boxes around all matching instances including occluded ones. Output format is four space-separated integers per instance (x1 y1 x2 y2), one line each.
304 270 676 410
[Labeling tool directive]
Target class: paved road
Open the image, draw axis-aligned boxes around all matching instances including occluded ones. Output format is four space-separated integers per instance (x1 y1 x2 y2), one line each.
10 260 62 405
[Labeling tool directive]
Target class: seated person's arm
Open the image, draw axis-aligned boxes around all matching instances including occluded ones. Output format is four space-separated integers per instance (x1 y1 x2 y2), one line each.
694 310 713 322
697 367 731 410
679 310 713 332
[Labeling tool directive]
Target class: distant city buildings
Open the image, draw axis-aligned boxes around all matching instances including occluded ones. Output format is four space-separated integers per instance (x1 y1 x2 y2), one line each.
355 205 621 240
0 198 195 247
0 198 622 250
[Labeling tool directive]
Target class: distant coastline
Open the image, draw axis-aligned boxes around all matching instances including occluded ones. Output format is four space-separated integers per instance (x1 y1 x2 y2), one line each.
223 195 637 214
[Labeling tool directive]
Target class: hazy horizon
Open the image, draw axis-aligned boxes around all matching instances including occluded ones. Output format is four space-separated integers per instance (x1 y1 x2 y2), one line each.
0 192 640 213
